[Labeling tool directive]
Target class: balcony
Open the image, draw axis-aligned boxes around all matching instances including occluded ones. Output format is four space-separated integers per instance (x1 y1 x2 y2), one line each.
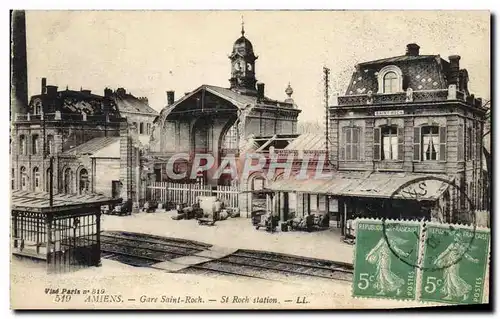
337 89 453 106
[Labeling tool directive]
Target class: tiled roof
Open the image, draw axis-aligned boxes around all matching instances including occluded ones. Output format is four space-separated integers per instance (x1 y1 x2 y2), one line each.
284 133 326 151
357 54 440 67
62 137 120 156
204 85 294 108
114 95 158 115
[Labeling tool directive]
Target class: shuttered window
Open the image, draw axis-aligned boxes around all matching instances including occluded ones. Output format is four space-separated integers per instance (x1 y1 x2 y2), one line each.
373 127 381 161
439 126 447 161
397 127 404 161
457 125 464 161
413 127 421 161
342 127 360 161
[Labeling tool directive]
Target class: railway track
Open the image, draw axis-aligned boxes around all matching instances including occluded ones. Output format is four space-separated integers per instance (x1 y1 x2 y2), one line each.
99 231 353 282
100 231 211 267
180 249 353 282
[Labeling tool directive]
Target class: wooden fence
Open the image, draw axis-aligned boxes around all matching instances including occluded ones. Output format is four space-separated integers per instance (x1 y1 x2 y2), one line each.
146 182 240 209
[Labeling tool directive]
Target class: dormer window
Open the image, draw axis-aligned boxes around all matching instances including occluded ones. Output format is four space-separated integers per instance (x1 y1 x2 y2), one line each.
383 72 398 93
377 65 403 94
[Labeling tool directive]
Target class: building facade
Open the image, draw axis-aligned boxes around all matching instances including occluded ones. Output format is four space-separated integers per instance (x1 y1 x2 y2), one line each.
145 26 301 216
327 43 487 224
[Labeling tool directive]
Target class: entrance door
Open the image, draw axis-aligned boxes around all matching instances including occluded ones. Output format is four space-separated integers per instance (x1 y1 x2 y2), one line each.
111 181 121 198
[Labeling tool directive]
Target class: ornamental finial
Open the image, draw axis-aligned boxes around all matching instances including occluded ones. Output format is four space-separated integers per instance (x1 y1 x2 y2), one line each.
241 15 245 36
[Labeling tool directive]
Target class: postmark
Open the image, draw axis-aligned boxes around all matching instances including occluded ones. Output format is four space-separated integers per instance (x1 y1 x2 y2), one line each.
419 223 490 304
382 176 477 271
353 219 421 301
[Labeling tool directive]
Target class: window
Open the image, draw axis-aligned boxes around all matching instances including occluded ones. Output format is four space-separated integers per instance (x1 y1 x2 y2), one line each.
341 127 360 161
222 124 239 150
139 123 144 134
374 126 404 161
147 123 151 135
47 135 54 155
32 134 40 155
383 72 399 93
33 167 41 192
133 122 137 130
11 168 14 190
20 166 28 191
19 135 26 155
466 127 473 160
46 167 52 192
414 126 446 161
64 168 73 194
79 168 90 194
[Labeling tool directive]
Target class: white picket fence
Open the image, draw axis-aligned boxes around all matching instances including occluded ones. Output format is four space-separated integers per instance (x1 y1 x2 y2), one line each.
146 182 239 209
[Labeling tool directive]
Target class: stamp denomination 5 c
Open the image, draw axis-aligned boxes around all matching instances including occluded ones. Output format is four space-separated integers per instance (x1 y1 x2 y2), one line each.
353 219 421 301
420 223 490 304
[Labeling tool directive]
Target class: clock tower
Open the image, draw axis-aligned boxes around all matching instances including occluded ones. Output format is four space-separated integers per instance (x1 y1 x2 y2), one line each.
229 21 258 94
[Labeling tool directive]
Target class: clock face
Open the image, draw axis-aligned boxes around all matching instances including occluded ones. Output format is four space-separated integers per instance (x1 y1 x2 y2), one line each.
234 62 241 71
246 63 252 71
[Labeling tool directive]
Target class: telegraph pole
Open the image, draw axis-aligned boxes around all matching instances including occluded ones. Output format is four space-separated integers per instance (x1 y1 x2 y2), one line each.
323 66 331 166
42 109 54 206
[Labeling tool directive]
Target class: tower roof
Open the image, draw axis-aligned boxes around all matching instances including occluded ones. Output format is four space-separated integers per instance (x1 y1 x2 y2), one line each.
230 18 256 58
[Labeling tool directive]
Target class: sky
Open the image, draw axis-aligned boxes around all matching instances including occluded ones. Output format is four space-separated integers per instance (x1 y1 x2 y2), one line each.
25 10 490 123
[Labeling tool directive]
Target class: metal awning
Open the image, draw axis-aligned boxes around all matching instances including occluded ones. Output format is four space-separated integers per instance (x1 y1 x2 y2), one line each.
268 172 453 201
11 190 122 213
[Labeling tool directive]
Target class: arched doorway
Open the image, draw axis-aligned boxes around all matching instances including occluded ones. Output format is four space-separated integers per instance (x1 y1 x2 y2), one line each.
20 166 28 191
63 168 73 194
33 167 41 192
79 168 90 195
249 174 267 213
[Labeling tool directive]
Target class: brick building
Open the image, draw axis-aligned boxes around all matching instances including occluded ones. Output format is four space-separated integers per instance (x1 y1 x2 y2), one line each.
11 77 152 201
146 25 301 216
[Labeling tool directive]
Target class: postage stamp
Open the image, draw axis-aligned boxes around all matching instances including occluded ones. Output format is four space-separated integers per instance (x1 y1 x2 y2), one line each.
353 219 421 301
419 223 490 304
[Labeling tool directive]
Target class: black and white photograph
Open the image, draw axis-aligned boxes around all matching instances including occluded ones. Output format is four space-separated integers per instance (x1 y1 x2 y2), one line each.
8 9 491 310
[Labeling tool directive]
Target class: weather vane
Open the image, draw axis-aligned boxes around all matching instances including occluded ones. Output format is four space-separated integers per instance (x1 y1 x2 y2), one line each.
241 15 245 36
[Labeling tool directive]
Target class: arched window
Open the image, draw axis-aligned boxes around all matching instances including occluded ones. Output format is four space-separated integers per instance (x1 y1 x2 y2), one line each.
19 135 26 155
79 168 90 194
32 134 40 155
20 166 28 191
47 135 54 155
222 124 239 150
139 123 144 134
383 72 398 93
33 167 41 192
63 168 73 194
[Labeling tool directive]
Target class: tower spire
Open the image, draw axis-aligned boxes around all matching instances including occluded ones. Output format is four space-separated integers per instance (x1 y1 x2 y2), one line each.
241 15 245 36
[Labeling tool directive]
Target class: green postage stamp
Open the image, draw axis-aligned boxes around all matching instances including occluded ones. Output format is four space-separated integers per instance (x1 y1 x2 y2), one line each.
420 223 491 304
352 219 490 305
352 219 421 301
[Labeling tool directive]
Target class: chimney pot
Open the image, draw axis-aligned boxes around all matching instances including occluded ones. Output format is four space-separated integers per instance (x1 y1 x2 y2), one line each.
406 43 420 56
166 91 175 106
448 55 461 86
46 85 58 97
41 78 47 95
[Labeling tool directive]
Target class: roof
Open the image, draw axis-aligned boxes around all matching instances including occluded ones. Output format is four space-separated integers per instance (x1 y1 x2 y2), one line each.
90 138 121 158
11 190 121 213
284 133 326 151
268 172 453 201
63 137 120 156
114 94 158 115
357 54 441 67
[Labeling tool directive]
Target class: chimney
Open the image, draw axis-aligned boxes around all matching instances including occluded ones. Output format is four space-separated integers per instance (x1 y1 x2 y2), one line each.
166 91 175 106
104 88 113 97
256 82 265 101
41 78 47 95
448 55 461 86
46 85 58 97
10 10 29 119
116 88 126 97
406 43 420 56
